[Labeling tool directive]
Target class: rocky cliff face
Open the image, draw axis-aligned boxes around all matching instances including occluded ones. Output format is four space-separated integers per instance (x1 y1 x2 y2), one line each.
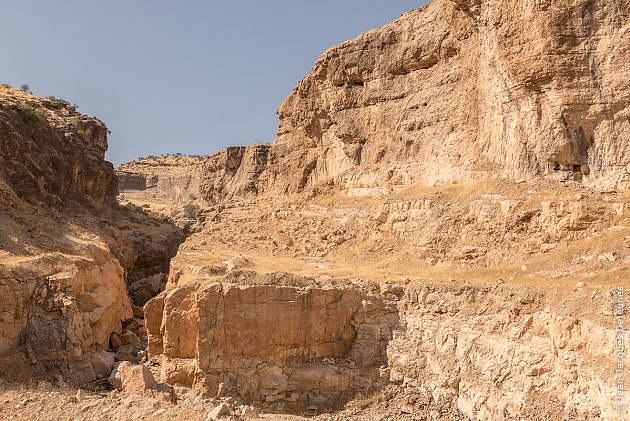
177 0 629 203
145 273 397 411
129 2 630 417
5 0 630 419
0 87 117 206
0 85 183 384
144 264 629 419
117 155 208 205
269 0 630 192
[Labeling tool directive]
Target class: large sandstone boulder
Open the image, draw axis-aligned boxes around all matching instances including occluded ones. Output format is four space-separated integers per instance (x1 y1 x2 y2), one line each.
144 274 399 410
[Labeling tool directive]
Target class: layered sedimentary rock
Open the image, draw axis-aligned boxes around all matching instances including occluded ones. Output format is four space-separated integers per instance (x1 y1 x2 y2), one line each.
0 90 116 206
117 155 208 204
389 283 628 420
145 273 398 411
144 268 629 418
270 0 630 192
0 85 183 383
199 145 270 203
174 0 629 204
115 2 630 418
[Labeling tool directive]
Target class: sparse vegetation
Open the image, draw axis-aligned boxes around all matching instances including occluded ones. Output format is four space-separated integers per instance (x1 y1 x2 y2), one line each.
17 102 47 122
20 84 31 93
182 203 200 219
46 96 72 107
72 117 88 136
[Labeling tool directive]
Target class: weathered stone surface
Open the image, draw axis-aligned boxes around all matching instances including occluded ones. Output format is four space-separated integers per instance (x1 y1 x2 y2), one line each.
0 85 183 385
115 0 623 207
199 145 270 203
26 257 133 361
206 402 231 420
116 154 208 204
0 88 116 206
267 0 630 193
388 284 630 420
145 274 398 409
116 171 147 191
109 361 159 395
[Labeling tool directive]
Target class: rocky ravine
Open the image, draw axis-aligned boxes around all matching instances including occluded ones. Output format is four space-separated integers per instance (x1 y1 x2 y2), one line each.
2 0 630 420
115 0 630 419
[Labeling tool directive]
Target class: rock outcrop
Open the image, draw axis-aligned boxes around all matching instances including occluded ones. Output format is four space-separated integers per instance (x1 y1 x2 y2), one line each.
0 88 116 206
199 145 270 203
0 85 183 384
117 155 208 204
144 267 629 418
159 0 628 204
145 273 398 411
5 0 630 419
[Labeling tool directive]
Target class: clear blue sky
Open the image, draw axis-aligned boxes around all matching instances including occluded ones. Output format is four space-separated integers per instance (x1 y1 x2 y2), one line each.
0 1 425 166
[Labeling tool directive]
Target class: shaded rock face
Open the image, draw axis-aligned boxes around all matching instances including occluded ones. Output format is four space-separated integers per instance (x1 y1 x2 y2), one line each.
0 89 117 206
145 275 399 410
199 145 270 203
116 171 147 191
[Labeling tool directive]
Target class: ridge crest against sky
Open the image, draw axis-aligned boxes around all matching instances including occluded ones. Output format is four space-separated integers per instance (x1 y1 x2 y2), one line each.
0 1 425 166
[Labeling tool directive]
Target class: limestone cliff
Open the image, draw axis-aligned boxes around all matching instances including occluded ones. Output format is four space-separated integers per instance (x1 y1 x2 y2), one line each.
0 87 116 206
132 2 630 418
117 155 208 204
186 0 630 202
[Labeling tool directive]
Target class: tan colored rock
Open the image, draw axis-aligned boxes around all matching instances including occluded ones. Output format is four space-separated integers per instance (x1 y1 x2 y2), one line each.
206 402 231 420
164 0 628 205
222 256 250 272
145 274 397 407
0 85 183 384
109 361 159 395
90 351 117 379
116 155 208 204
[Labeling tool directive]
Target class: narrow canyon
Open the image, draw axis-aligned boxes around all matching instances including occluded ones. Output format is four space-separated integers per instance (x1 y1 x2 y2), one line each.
1 0 630 420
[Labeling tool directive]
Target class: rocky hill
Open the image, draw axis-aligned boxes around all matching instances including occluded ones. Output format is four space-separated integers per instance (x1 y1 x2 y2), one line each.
0 85 184 385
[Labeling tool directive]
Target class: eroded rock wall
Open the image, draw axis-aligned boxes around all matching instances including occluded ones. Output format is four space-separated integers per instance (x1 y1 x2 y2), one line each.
199 145 270 204
0 88 117 206
390 284 629 420
182 0 630 205
145 274 398 411
269 0 630 192
145 275 629 419
116 155 207 204
0 85 183 384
